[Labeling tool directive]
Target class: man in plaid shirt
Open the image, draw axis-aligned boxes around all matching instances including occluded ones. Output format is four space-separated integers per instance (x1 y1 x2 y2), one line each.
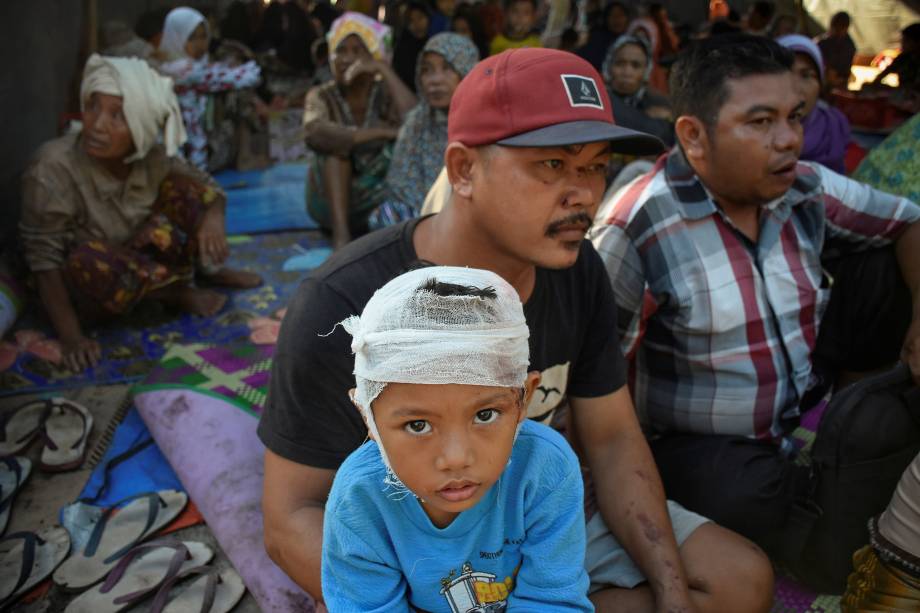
591 34 920 565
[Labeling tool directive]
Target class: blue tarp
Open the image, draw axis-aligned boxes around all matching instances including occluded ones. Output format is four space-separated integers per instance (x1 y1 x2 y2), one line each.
214 162 317 234
77 407 183 507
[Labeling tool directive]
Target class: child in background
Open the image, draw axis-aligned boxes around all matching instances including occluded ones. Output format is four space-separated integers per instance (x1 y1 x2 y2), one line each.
489 0 541 55
156 7 262 170
322 266 591 612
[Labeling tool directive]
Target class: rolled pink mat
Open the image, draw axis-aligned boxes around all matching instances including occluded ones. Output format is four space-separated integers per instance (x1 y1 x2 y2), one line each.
135 389 315 612
878 450 920 560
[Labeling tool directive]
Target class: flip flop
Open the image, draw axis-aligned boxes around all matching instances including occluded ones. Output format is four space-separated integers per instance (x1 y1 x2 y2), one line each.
0 526 70 609
0 400 47 456
38 399 93 473
0 457 31 536
152 565 246 613
65 539 213 613
53 490 188 591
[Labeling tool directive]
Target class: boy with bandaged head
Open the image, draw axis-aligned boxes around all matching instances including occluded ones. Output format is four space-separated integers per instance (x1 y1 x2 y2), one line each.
321 266 591 611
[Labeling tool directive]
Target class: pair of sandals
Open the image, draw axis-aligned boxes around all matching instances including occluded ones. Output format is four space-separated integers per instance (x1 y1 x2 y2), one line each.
0 397 94 472
1 490 243 611
64 538 245 612
57 490 243 611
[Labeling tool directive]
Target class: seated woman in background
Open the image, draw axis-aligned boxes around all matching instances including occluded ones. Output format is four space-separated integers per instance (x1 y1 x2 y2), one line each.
392 1 431 92
778 34 850 175
602 34 673 146
156 6 263 171
372 32 478 228
304 12 417 248
19 55 261 372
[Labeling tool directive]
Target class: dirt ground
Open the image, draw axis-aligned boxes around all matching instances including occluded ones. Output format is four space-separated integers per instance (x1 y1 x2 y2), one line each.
1 384 261 612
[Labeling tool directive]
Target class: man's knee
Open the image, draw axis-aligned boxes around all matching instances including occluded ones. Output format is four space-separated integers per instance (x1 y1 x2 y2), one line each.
653 435 799 540
682 523 775 613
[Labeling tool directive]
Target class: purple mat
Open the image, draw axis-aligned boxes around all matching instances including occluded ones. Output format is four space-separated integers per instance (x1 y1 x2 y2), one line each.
135 388 315 612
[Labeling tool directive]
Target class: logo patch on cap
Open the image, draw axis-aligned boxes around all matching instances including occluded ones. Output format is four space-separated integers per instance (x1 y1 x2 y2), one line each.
560 74 604 110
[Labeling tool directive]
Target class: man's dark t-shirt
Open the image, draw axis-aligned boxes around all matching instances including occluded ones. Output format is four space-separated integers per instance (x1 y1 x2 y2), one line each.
257 217 627 469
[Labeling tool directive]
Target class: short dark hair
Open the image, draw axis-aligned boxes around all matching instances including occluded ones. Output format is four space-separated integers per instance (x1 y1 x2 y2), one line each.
505 0 537 11
830 11 851 29
751 1 776 21
903 23 920 44
420 279 497 300
669 34 794 128
135 7 169 42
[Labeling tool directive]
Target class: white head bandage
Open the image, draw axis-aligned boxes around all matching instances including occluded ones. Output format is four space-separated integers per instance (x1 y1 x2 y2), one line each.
339 266 530 475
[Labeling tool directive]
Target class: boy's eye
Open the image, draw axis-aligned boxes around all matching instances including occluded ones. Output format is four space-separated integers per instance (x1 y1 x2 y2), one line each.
404 420 431 434
474 409 499 424
541 159 563 170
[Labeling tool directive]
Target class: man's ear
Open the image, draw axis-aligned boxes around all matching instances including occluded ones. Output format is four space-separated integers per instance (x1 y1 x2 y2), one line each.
674 115 709 165
519 371 542 422
349 388 375 441
444 142 476 199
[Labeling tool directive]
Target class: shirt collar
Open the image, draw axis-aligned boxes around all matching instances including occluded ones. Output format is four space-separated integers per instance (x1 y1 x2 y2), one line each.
664 146 824 222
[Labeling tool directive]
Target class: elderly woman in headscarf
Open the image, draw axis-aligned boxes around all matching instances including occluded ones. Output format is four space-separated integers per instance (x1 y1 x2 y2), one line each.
156 6 262 170
19 55 261 372
602 34 673 146
304 12 417 248
371 33 478 228
778 34 851 175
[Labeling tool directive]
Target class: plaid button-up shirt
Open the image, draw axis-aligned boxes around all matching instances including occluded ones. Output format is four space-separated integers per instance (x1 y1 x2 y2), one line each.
591 148 920 440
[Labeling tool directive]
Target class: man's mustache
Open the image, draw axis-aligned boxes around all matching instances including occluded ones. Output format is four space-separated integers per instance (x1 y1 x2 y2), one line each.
545 212 594 237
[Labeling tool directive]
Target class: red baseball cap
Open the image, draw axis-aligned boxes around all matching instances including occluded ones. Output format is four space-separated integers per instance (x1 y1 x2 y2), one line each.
448 48 664 155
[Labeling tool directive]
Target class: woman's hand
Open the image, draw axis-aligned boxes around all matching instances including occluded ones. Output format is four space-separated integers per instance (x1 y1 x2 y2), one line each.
61 335 102 372
343 58 382 85
196 206 229 268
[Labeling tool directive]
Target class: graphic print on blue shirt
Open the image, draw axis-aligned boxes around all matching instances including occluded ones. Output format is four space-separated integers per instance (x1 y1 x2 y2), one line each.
438 560 520 612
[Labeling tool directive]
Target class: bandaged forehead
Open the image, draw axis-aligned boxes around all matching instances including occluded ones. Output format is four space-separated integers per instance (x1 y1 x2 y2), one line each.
341 266 530 412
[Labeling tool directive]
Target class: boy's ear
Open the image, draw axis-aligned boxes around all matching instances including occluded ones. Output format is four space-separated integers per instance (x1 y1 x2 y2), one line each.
349 388 376 441
519 371 542 421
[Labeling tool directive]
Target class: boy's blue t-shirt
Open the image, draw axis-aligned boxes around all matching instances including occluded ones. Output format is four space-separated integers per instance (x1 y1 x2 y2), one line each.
322 420 592 612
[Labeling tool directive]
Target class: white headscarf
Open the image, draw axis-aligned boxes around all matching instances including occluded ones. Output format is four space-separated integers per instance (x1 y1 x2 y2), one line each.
159 7 208 62
81 54 187 162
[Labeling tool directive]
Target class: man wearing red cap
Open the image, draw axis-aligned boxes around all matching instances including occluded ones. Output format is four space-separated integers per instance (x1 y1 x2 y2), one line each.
260 48 774 611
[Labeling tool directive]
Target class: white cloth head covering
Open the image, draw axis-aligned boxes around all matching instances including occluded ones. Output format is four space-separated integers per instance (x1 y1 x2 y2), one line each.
160 7 208 62
81 54 187 163
339 266 530 475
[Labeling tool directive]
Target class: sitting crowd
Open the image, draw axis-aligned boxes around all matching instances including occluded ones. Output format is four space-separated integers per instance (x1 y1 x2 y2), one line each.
12 0 920 611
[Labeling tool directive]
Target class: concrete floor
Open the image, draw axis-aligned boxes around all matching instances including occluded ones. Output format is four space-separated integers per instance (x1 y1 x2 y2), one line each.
1 385 260 612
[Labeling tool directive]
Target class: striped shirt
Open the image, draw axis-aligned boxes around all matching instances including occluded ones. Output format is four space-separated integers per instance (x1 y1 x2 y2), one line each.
591 147 920 440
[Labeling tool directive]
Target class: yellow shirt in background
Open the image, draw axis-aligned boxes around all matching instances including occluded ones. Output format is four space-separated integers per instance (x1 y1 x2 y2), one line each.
489 33 542 56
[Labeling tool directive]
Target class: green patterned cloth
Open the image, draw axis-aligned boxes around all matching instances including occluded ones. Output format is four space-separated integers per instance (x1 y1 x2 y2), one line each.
853 113 920 203
133 342 274 417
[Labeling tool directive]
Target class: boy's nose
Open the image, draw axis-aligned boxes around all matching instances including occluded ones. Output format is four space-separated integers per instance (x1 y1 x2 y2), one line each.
435 431 474 471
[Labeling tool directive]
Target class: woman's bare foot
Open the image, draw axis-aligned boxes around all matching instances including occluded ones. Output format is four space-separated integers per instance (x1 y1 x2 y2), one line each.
178 287 227 316
151 284 227 316
198 267 263 289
